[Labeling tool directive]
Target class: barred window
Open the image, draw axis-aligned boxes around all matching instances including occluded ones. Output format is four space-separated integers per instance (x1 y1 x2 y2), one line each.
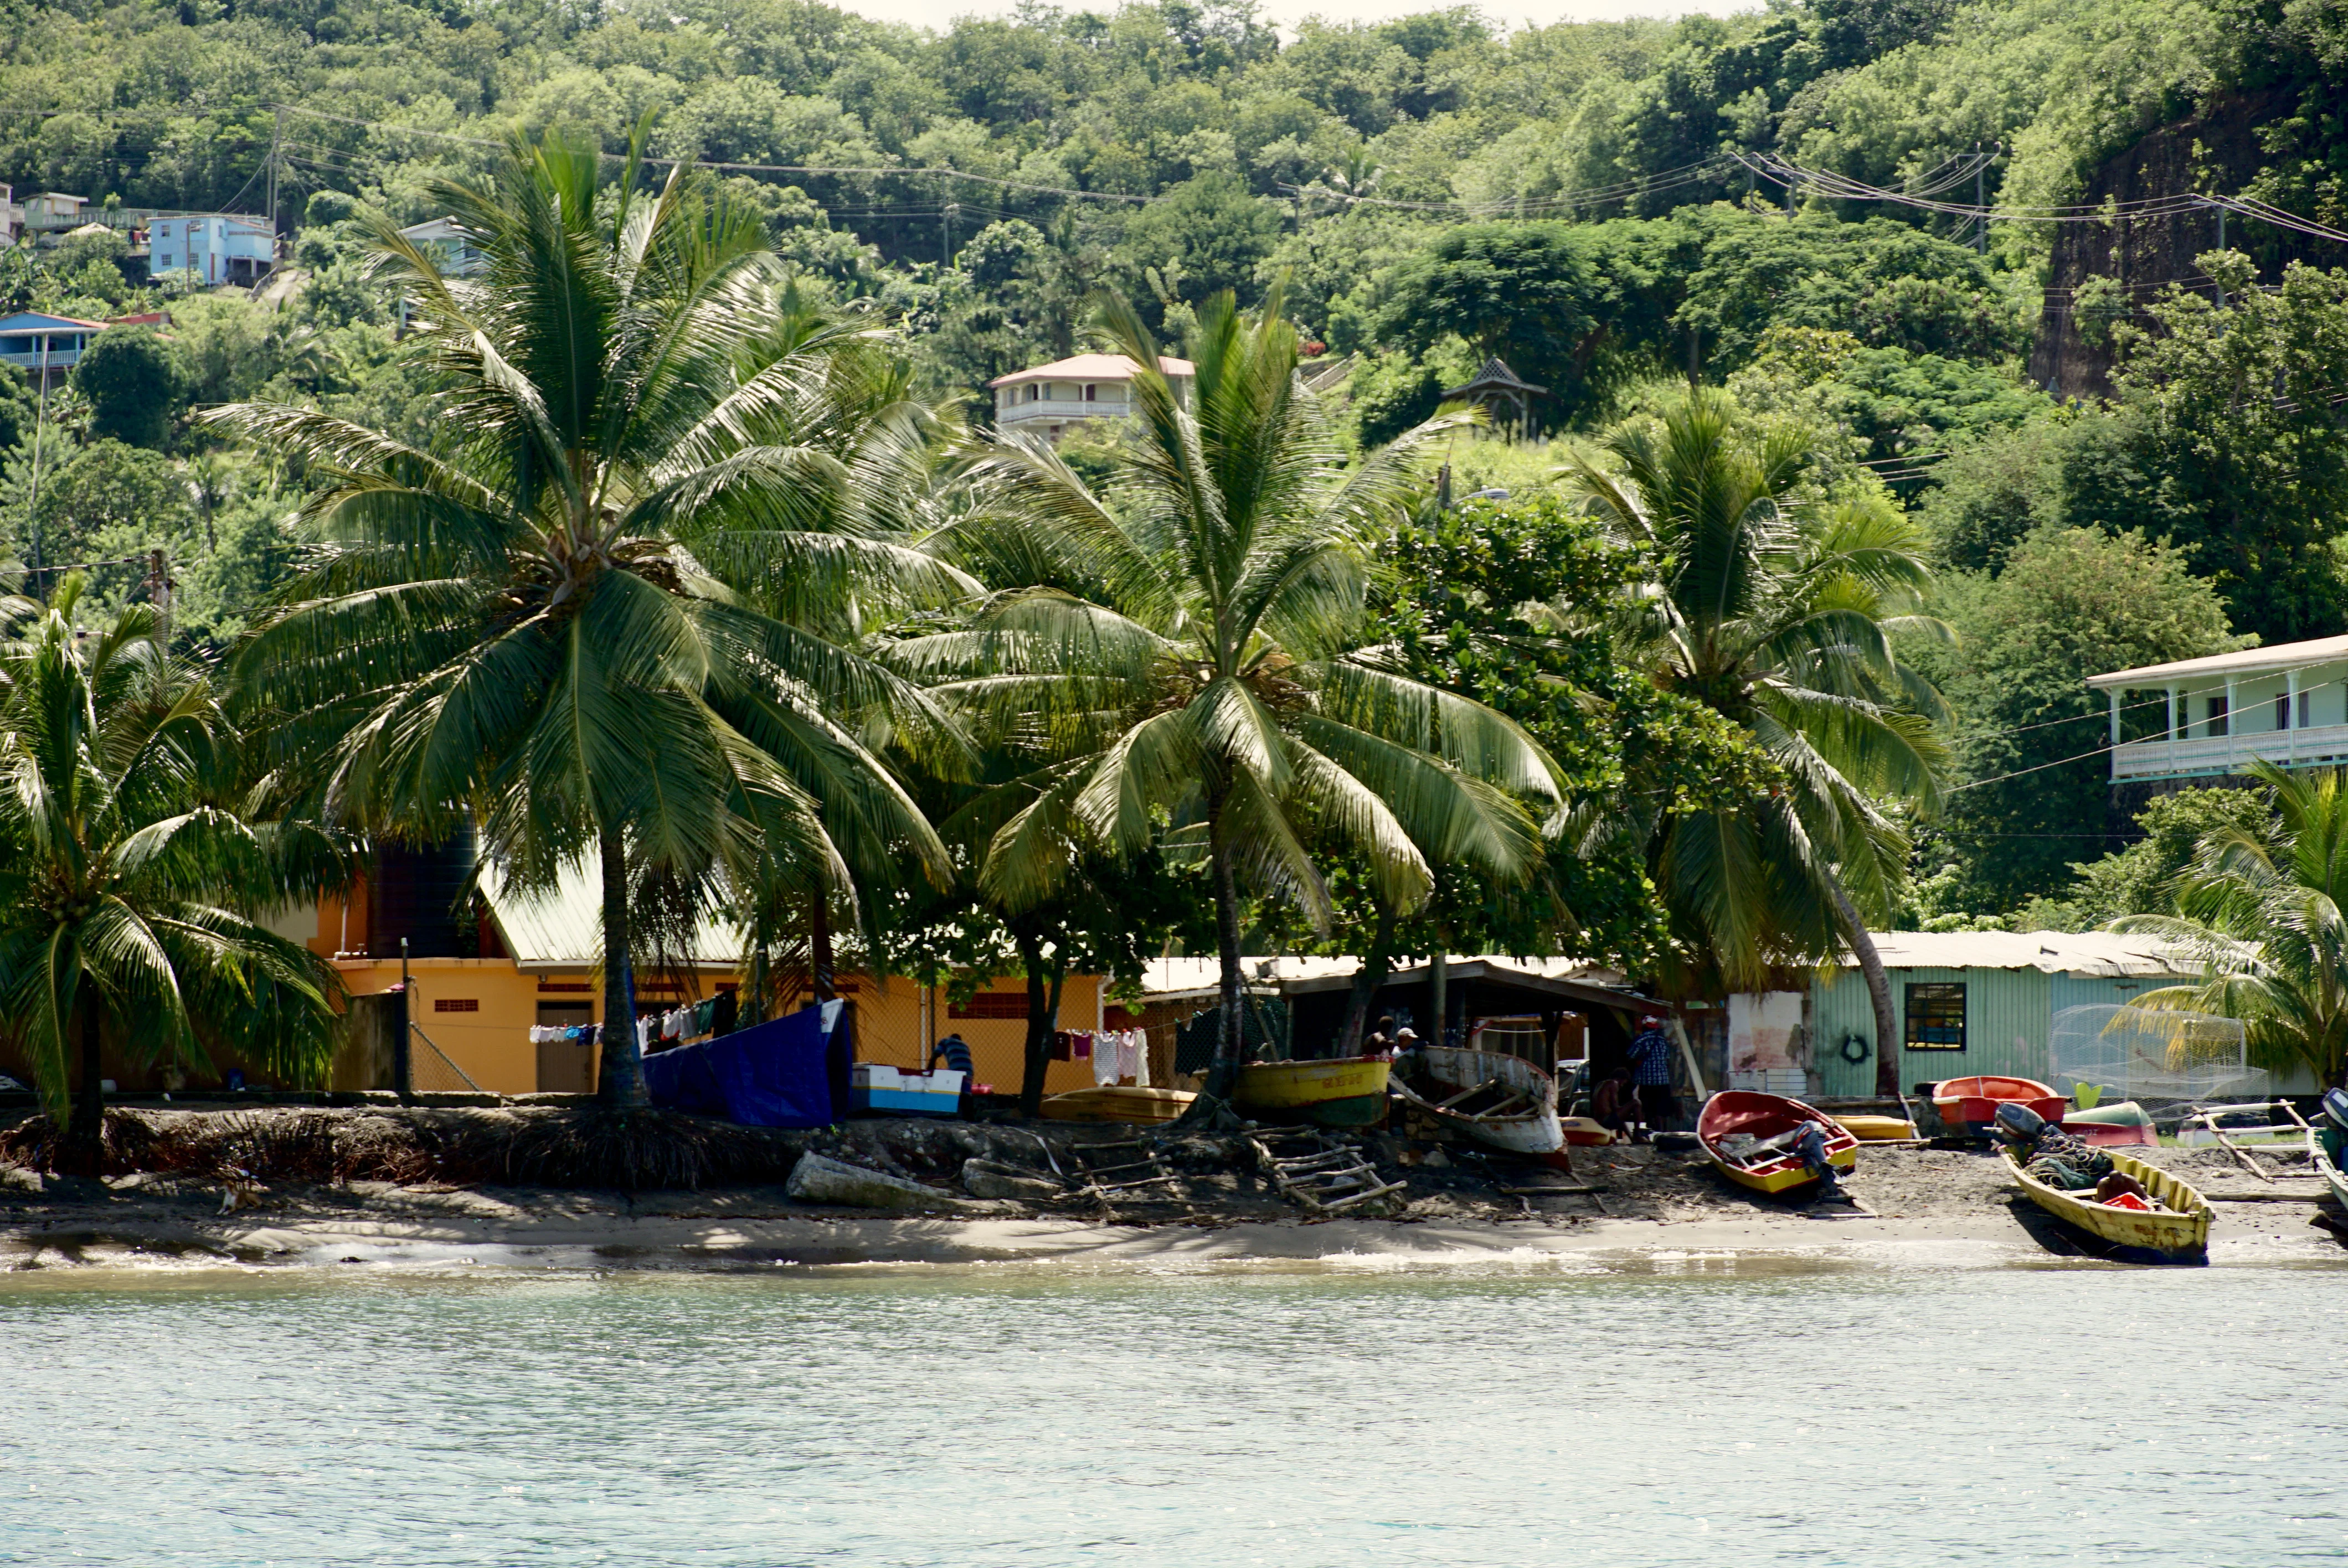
1904 983 1965 1051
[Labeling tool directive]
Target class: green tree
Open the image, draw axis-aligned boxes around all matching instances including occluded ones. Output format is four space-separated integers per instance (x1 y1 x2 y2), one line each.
2119 761 2348 1089
927 291 1559 1091
2066 254 2348 646
2015 786 2275 931
22 439 193 580
1115 172 1287 313
72 327 184 449
208 131 961 1108
0 580 343 1163
1930 526 2248 911
1573 395 1950 1093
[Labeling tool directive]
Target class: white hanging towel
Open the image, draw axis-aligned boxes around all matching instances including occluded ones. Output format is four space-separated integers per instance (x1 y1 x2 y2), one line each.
1092 1034 1119 1086
1129 1030 1151 1088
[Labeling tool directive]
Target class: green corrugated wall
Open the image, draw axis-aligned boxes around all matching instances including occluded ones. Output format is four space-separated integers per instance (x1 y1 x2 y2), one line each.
1811 965 2054 1097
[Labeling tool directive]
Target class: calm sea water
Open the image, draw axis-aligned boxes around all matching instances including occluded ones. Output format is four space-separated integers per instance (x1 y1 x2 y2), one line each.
1 1251 2340 1566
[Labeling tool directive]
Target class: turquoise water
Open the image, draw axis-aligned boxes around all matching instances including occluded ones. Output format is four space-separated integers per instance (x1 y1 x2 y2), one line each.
1 1254 2341 1566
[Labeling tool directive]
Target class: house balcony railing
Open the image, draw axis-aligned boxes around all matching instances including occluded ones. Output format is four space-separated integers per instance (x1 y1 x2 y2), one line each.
2112 723 2348 781
997 398 1132 425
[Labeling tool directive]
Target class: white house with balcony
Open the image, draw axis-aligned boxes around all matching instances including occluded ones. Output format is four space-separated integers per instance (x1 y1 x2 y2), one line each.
397 216 487 280
2090 636 2348 786
987 352 1193 439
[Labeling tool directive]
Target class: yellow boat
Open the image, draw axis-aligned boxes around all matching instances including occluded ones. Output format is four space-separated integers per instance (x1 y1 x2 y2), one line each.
1833 1113 1919 1142
1233 1055 1392 1127
1700 1091 1860 1196
2001 1146 2211 1263
1037 1086 1195 1125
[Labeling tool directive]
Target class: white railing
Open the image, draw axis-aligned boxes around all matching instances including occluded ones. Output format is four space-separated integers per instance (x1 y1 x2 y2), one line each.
2112 721 2348 780
998 398 1130 425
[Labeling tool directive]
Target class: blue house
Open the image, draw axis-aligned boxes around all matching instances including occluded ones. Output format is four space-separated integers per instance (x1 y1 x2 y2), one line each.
0 310 109 388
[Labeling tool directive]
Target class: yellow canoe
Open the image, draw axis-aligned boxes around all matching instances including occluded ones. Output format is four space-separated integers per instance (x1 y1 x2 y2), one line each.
1233 1056 1392 1127
1834 1113 1919 1142
2001 1147 2211 1263
1038 1086 1195 1125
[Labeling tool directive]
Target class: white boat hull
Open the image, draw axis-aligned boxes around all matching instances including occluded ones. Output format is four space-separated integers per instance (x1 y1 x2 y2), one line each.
1391 1046 1563 1157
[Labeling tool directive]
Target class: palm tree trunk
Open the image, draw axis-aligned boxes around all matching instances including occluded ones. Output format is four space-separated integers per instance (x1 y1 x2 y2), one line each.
1826 875 1902 1100
69 994 104 1167
598 826 648 1109
1338 901 1397 1055
1206 803 1247 1101
1015 922 1057 1118
811 891 835 1003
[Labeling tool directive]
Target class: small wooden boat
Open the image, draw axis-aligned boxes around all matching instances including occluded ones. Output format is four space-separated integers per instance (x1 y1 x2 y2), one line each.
1233 1055 1392 1128
1559 1116 1618 1147
1038 1085 1194 1125
2309 1122 2348 1211
1390 1046 1564 1159
1833 1113 1918 1142
2062 1100 2157 1147
1932 1075 2067 1131
2001 1146 2211 1263
1698 1091 1860 1196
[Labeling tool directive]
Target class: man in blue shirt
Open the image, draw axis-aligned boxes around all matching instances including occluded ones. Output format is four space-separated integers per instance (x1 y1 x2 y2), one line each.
1625 1014 1678 1138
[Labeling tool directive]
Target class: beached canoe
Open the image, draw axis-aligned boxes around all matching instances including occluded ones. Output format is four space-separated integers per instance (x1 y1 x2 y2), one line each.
2062 1100 2158 1147
1698 1091 1860 1197
1390 1046 1564 1159
2001 1146 2211 1263
1933 1075 2067 1131
1560 1116 1619 1147
1833 1113 1918 1142
1038 1086 1195 1125
1233 1055 1392 1128
2309 1126 2348 1211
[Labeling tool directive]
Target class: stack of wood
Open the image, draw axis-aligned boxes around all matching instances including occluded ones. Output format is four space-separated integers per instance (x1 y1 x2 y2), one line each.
1248 1128 1407 1216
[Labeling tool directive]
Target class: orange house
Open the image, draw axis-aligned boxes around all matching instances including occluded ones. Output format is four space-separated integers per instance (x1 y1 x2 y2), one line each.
296 862 1113 1098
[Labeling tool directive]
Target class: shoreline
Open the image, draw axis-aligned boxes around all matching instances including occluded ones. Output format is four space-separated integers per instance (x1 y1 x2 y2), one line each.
5 1106 2342 1275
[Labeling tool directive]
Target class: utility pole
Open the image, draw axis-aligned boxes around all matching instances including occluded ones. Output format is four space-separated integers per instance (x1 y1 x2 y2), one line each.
26 331 50 594
396 938 415 1103
1975 143 1988 253
145 549 171 648
1784 167 1798 215
2215 204 2228 306
265 107 280 236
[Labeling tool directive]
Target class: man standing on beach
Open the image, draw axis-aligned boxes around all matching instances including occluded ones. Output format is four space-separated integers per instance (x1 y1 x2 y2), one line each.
1625 1015 1678 1138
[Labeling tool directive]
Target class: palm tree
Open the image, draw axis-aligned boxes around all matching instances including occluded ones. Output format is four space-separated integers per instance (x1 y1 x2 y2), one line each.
207 129 965 1107
2115 760 2348 1088
910 291 1561 1093
0 581 342 1164
1568 396 1950 1096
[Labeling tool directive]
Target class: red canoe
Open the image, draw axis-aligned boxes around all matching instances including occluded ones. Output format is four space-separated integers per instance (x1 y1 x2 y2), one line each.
1932 1075 2067 1129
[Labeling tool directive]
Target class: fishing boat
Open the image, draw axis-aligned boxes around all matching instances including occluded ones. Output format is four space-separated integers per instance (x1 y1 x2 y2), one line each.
1832 1113 1918 1142
1932 1075 2067 1132
1038 1086 1194 1125
1698 1091 1860 1197
1389 1046 1564 1159
2311 1127 2348 1211
1559 1116 1619 1147
2310 1089 2348 1210
2061 1100 2157 1147
2001 1146 2211 1263
1232 1055 1392 1128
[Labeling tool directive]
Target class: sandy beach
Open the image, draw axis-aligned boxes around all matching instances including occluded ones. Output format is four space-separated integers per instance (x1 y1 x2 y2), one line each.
4 1118 2339 1272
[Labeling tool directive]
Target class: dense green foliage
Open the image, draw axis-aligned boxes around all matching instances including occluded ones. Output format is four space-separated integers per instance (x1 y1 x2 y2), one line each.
4 0 2348 1022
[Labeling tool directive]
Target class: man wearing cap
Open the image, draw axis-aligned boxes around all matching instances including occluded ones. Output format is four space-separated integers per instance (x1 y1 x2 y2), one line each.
1624 1014 1678 1138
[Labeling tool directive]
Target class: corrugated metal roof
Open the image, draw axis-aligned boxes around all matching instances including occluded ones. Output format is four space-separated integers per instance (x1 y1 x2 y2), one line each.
2085 636 2341 688
1138 954 1632 1002
483 860 740 971
1849 931 2195 977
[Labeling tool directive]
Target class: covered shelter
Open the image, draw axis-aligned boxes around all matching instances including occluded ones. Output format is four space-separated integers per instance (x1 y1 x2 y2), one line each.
1441 356 1547 433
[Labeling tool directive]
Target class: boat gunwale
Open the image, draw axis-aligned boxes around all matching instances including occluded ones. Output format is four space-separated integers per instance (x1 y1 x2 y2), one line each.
1389 1045 1563 1155
1698 1091 1861 1195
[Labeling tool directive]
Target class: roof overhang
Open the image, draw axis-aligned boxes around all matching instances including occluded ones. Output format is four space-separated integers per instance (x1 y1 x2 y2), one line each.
2087 635 2348 689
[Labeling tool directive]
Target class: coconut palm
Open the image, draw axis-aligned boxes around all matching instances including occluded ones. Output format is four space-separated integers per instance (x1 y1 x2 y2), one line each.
0 581 342 1164
909 291 1561 1091
1568 395 1950 1095
2114 760 2348 1088
206 129 966 1107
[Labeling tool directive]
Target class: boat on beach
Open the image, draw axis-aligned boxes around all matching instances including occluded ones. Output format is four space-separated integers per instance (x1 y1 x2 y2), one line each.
1389 1046 1565 1160
2001 1146 2212 1263
1932 1075 2068 1132
1038 1086 1195 1125
1698 1091 1860 1197
1832 1113 1918 1142
1232 1055 1392 1127
2310 1090 2348 1211
2061 1100 2158 1147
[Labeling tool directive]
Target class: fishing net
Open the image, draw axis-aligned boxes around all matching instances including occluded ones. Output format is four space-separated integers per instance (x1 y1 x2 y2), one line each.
2048 1004 2265 1105
1467 1015 1555 1064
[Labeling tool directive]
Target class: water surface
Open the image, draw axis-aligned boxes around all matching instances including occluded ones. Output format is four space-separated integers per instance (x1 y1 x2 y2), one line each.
2 1252 2338 1565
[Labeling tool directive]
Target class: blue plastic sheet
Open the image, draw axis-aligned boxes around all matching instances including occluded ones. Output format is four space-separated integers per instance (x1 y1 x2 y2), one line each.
642 1000 848 1128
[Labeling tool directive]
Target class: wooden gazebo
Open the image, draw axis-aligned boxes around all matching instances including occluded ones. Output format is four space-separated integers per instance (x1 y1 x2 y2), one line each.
1443 355 1547 432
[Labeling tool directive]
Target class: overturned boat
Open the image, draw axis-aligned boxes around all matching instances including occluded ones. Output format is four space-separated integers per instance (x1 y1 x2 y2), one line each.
1390 1046 1566 1162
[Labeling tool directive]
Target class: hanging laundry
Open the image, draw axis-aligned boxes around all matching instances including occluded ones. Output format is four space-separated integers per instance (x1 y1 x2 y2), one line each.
1051 1031 1073 1062
1072 1031 1093 1059
1093 1035 1119 1086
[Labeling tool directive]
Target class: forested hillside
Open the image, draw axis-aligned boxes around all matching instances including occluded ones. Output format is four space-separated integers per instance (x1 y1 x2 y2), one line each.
3 0 2347 932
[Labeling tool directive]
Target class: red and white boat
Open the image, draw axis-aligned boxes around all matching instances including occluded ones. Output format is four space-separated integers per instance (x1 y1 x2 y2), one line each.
1930 1075 2067 1131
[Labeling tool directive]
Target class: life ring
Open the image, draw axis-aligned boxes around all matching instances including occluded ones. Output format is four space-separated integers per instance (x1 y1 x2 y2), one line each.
1840 1033 1872 1064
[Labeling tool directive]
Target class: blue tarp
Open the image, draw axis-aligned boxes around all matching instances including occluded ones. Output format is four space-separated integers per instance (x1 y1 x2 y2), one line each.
642 1000 848 1128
